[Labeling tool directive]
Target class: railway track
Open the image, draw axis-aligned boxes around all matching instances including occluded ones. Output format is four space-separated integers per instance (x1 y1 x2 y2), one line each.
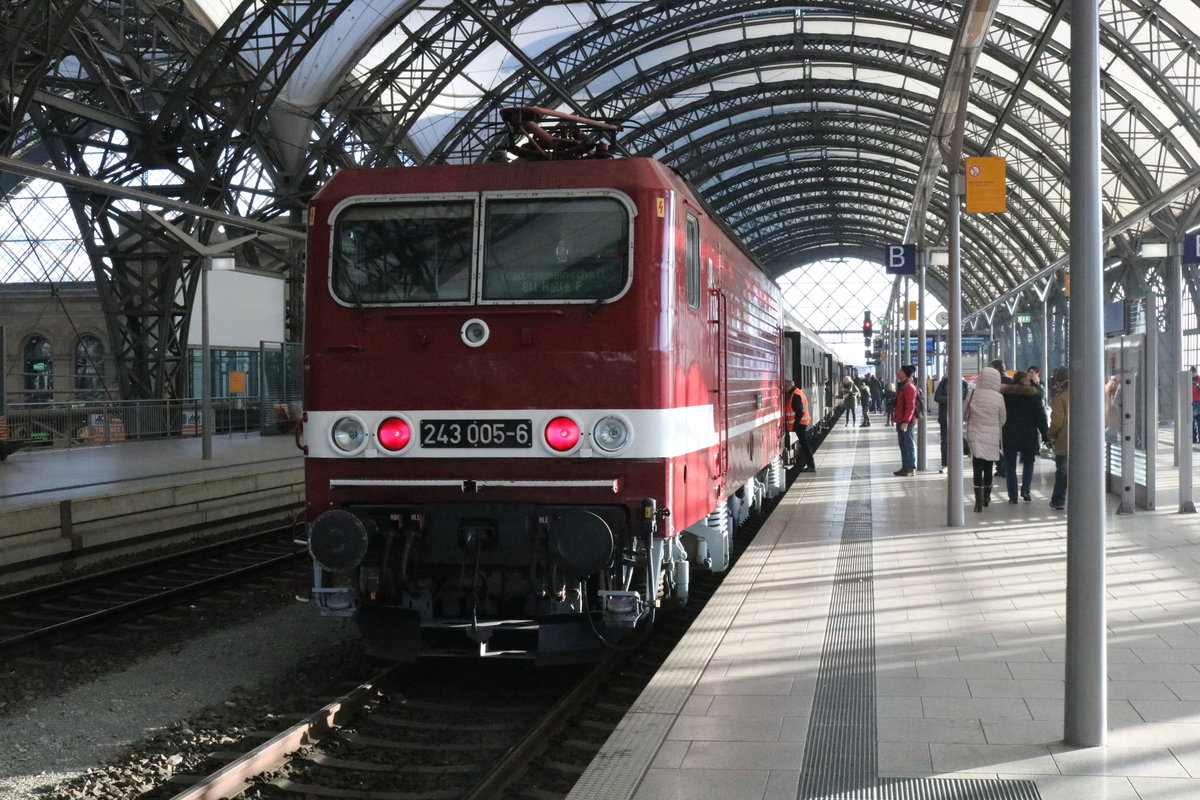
0 526 302 656
145 484 782 800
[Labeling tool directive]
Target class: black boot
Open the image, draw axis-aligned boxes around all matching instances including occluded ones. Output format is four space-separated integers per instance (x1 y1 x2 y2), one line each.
984 483 992 507
974 486 984 513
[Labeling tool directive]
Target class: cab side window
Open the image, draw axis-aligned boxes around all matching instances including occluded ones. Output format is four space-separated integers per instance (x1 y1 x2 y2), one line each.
686 214 701 310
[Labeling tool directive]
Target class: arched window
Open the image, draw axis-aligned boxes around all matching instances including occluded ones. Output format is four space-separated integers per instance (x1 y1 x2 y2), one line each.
23 335 53 401
75 334 106 400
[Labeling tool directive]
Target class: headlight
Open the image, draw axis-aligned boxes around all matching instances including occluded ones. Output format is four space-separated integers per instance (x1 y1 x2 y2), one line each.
593 416 630 452
331 416 366 452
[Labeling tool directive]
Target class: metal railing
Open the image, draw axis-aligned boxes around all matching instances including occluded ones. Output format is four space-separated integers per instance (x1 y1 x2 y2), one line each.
0 397 269 451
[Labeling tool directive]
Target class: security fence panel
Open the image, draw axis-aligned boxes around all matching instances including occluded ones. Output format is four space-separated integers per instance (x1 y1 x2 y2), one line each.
260 341 302 434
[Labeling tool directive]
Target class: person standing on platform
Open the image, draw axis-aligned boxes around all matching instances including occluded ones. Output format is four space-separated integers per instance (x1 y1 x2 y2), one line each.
784 379 816 473
988 358 1011 479
883 382 897 424
1026 365 1043 393
1047 367 1069 510
870 373 884 413
857 377 871 427
1000 370 1049 503
964 366 1006 512
892 364 918 476
839 376 858 427
1191 366 1200 444
934 373 968 474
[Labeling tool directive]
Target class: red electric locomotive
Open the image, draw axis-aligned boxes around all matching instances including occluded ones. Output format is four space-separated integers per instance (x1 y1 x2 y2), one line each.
301 111 788 663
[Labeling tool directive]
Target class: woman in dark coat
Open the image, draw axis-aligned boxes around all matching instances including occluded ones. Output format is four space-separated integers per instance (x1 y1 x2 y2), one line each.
1000 370 1048 503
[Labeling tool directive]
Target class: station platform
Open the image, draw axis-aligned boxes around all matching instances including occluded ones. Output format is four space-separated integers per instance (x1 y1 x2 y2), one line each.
0 433 303 582
569 422 1200 800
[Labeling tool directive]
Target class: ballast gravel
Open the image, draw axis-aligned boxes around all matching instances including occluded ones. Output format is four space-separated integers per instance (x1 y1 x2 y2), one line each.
0 601 357 800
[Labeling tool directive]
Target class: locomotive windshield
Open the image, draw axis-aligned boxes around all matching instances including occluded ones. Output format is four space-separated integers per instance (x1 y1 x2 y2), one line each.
332 201 474 304
482 197 628 301
330 193 630 306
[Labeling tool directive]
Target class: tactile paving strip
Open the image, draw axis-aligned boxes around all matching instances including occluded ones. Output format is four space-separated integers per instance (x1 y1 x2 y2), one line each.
796 468 877 797
795 460 1040 800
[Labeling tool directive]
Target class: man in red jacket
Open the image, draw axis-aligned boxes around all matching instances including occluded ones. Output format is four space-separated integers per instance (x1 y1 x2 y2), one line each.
893 364 918 476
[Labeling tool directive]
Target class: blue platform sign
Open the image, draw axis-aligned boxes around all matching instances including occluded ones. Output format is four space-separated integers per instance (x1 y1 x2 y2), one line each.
885 243 917 275
961 335 989 352
1184 232 1200 265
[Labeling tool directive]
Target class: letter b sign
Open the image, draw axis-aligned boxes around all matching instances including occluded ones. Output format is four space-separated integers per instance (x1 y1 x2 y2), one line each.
1184 233 1200 265
885 244 917 275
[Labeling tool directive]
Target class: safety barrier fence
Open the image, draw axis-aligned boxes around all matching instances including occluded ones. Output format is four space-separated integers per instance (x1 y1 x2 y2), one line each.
0 397 280 453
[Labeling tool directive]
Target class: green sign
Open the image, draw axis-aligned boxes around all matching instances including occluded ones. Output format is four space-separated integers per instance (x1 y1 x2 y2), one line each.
1017 314 1032 323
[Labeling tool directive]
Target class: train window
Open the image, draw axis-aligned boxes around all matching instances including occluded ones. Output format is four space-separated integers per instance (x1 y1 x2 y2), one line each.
331 201 474 304
482 197 628 301
685 214 700 309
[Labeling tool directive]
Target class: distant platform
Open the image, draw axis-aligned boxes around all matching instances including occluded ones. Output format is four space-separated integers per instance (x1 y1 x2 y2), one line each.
0 433 303 583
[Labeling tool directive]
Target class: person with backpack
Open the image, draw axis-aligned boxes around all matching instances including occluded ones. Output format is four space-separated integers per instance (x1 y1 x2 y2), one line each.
893 364 919 476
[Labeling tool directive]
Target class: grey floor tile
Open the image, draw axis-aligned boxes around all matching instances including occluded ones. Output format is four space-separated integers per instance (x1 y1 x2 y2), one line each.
1127 777 1200 799
1050 744 1190 777
878 716 986 744
929 743 1061 774
1007 775 1140 800
678 740 807 771
763 771 800 800
650 740 690 769
633 768 771 800
922 696 1035 720
667 714 784 742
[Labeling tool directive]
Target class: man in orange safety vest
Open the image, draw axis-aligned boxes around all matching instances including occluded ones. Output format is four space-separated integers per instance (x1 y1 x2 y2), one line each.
784 379 816 473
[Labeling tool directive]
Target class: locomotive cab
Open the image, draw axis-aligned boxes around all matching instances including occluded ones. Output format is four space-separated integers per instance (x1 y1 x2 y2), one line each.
302 153 785 663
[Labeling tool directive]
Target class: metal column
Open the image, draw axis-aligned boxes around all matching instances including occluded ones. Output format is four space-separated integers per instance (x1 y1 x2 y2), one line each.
1042 297 1050 384
1144 293 1157 509
1169 248 1184 469
201 257 212 460
1180 372 1196 513
947 174 965 527
918 258 928 470
1010 315 1018 369
1064 0 1107 747
1170 247 1195 512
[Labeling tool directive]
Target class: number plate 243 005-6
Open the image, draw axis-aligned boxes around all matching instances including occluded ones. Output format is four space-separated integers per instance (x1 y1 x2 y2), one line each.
419 419 533 448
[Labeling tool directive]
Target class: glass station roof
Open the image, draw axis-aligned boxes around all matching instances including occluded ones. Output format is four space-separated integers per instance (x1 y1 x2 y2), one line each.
5 0 1200 318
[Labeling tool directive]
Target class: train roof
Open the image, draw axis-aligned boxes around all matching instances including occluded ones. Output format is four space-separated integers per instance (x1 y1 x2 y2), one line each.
783 311 834 354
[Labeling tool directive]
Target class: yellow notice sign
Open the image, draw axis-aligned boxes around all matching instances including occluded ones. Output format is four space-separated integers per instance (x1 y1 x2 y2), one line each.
228 370 247 394
965 156 1006 213
908 300 918 321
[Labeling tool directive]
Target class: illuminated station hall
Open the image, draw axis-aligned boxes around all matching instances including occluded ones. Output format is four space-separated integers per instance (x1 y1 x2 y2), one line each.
6 2 1200 799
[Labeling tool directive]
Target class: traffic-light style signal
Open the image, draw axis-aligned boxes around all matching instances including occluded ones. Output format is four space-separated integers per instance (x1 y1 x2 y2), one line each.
863 310 873 340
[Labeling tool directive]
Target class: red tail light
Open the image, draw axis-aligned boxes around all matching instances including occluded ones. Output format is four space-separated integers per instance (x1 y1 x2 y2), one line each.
377 417 412 451
544 416 580 452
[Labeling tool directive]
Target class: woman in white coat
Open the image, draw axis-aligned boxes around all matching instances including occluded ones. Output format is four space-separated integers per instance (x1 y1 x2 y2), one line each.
964 366 1007 512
